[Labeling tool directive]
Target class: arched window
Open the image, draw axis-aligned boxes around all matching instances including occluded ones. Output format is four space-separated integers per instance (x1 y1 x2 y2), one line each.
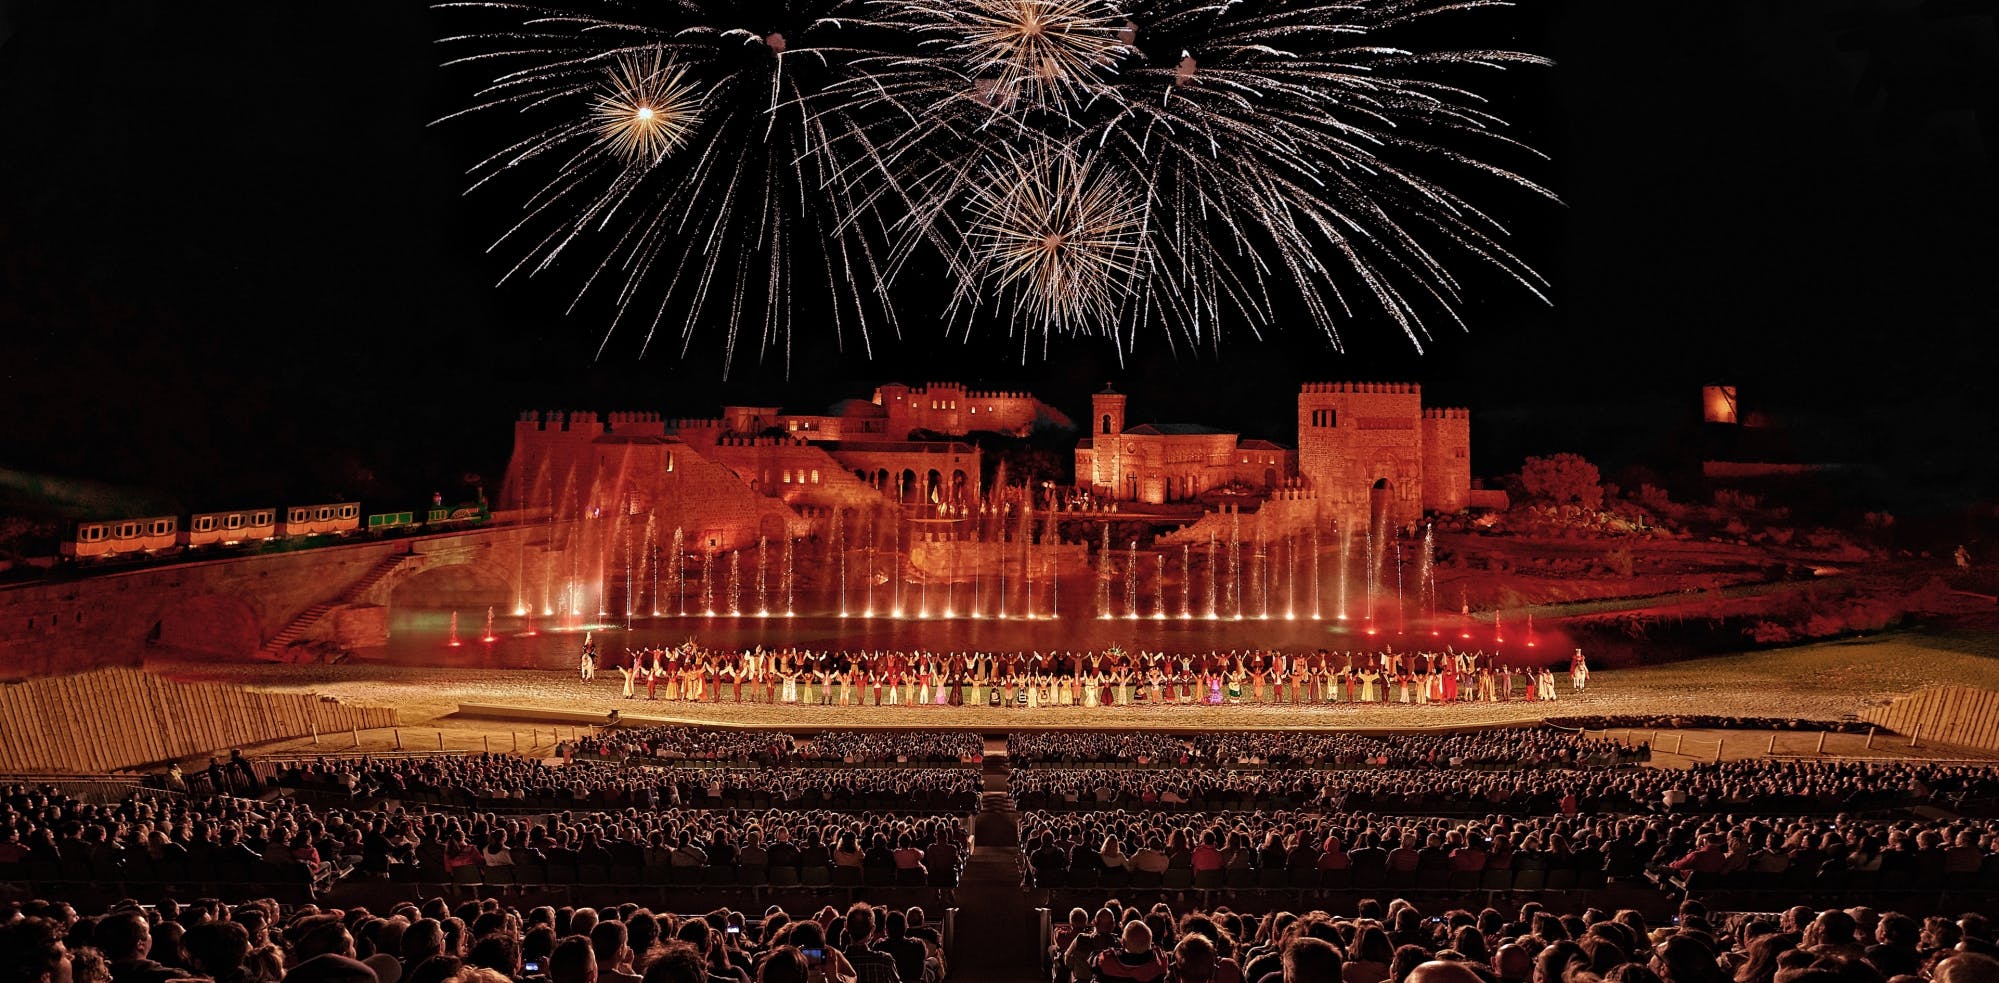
1101 414 1113 434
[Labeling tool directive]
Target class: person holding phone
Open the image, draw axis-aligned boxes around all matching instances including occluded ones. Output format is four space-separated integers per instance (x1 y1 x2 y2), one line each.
784 921 855 983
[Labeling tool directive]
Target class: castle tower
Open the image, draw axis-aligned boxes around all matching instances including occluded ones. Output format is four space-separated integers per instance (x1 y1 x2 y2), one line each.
1092 385 1126 438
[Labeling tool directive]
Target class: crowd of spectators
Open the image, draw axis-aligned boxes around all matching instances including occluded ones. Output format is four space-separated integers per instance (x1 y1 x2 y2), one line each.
1011 758 1999 818
1010 733 1189 766
1182 731 1646 770
1016 809 1999 893
1047 896 1998 983
566 727 796 763
1007 729 1646 770
808 732 985 765
1651 761 1999 815
0 785 971 888
267 756 977 812
0 895 951 983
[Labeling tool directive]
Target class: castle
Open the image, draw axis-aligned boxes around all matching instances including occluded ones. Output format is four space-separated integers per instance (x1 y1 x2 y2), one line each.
505 380 1473 556
1077 382 1472 524
502 384 1068 553
1075 386 1297 506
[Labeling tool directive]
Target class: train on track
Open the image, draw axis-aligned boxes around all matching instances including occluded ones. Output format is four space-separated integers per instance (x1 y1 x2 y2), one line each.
60 497 489 562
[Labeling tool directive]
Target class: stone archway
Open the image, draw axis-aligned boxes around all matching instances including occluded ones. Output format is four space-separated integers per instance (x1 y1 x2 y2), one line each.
387 563 513 615
148 593 262 659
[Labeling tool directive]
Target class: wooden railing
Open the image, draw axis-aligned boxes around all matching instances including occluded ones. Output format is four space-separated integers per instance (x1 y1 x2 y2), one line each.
0 667 397 773
1861 685 1999 753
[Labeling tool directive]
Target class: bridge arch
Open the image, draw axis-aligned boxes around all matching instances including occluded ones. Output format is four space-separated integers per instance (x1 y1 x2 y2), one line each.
146 592 263 659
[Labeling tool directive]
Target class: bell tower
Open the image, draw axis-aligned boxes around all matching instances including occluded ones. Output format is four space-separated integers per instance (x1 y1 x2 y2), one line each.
1093 384 1126 438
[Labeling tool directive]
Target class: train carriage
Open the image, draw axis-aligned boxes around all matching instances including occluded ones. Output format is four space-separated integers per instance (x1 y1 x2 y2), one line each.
181 508 278 549
277 502 360 538
366 510 417 534
62 515 180 560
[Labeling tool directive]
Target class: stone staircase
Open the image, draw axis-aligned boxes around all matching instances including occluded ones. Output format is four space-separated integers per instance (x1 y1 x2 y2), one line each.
951 736 1040 983
254 550 410 660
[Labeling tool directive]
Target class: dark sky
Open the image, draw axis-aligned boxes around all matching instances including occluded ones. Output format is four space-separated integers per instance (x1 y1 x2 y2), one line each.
1 0 1995 513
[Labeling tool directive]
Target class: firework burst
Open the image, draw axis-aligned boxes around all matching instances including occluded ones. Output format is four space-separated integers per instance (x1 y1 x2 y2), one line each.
904 0 1131 115
438 0 1553 365
436 0 898 372
959 148 1147 350
846 0 1555 353
591 48 704 162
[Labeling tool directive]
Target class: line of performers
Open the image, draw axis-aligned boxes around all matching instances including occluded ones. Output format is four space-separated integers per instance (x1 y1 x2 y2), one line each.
573 638 1590 709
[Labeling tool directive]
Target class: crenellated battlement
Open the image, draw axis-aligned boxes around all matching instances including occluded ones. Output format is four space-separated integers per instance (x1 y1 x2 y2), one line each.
515 410 607 432
1422 407 1471 420
1300 382 1422 395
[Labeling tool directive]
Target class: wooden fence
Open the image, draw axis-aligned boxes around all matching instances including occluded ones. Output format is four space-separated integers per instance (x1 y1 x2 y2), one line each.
1861 685 1999 753
0 668 398 773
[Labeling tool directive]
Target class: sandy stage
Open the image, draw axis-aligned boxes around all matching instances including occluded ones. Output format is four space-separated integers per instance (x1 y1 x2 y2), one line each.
144 629 1999 754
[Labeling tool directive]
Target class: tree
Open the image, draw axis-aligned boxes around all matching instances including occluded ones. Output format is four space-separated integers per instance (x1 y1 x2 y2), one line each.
1519 453 1603 509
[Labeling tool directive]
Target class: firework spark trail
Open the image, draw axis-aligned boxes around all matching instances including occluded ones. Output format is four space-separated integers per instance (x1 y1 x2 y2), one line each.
437 0 1553 365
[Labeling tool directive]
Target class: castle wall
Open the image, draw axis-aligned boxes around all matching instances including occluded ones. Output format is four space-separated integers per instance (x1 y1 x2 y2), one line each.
506 412 804 555
1156 487 1324 546
702 438 887 512
828 444 982 506
880 383 1057 438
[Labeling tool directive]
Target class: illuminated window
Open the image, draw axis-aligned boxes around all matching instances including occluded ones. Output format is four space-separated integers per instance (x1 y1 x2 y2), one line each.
811 469 820 483
783 471 792 484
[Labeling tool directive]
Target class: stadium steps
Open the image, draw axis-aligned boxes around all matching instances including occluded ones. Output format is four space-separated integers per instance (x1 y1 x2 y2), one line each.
255 551 411 660
954 751 1037 983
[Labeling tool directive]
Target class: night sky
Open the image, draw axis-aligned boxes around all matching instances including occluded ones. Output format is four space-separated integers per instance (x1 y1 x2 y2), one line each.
2 1 1995 514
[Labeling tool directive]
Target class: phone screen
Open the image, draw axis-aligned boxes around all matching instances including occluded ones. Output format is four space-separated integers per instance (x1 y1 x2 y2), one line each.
727 926 742 935
803 947 825 962
524 960 542 973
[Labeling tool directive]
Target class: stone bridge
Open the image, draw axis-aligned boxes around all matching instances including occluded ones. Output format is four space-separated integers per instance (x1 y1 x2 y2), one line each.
0 517 569 678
